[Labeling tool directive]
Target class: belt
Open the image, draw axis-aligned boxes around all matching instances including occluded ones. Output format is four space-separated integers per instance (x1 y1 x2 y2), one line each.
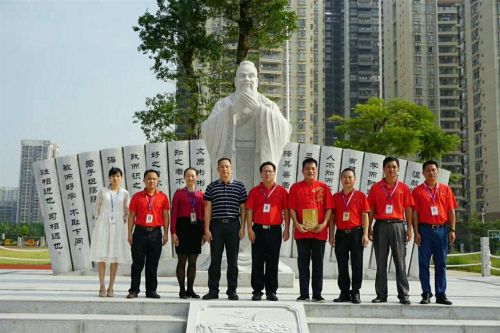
212 218 239 224
253 223 281 230
337 226 363 234
135 225 161 232
420 223 447 230
377 219 403 224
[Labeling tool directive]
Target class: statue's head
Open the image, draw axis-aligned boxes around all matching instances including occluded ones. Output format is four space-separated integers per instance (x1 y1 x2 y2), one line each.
235 60 258 94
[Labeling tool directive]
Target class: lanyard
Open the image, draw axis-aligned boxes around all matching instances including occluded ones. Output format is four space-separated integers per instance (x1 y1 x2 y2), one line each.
424 183 439 203
341 190 356 209
110 187 118 212
185 188 197 211
145 192 156 212
260 184 277 202
381 180 399 202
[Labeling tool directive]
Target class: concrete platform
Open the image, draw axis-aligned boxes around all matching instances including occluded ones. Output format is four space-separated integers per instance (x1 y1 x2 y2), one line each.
0 269 499 332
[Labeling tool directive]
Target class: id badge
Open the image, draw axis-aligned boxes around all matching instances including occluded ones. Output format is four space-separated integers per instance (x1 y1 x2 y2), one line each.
431 206 439 216
109 215 116 224
342 212 350 221
146 214 154 224
190 212 197 223
263 204 271 213
385 204 393 215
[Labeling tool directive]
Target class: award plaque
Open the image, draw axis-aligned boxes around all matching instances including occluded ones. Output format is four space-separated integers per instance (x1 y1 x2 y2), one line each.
302 208 318 230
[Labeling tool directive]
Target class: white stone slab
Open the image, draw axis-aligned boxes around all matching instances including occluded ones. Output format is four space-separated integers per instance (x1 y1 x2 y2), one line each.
32 159 73 273
77 151 104 235
186 302 309 333
55 155 91 271
189 139 211 192
340 149 364 190
145 142 170 196
123 145 146 196
360 152 385 196
404 161 424 190
439 168 451 184
298 143 321 171
318 146 342 193
100 148 126 189
167 141 190 196
398 158 408 180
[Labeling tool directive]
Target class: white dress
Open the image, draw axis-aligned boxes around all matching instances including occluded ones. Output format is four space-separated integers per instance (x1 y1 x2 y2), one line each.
89 187 131 264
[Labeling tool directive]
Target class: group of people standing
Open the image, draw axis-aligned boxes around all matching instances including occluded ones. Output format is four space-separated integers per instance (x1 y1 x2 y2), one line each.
89 155 457 306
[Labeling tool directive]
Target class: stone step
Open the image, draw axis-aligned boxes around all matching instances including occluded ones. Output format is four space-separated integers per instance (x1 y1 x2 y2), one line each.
304 303 500 321
307 317 500 333
0 313 186 333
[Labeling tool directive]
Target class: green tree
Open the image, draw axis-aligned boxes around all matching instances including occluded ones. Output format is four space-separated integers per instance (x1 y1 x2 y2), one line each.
207 0 297 63
133 0 223 141
332 98 460 160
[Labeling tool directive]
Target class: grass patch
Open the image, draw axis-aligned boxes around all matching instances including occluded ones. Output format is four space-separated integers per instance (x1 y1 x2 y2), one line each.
0 247 51 265
446 252 500 276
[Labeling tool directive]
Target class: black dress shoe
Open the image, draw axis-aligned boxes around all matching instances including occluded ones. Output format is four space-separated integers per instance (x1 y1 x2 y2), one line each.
202 292 219 300
227 292 239 301
399 296 411 305
179 290 188 299
126 292 138 299
371 296 387 303
333 293 351 303
420 293 431 304
351 293 361 304
296 295 310 302
251 294 262 301
266 293 278 301
146 292 161 299
436 296 452 305
186 290 200 299
312 295 326 303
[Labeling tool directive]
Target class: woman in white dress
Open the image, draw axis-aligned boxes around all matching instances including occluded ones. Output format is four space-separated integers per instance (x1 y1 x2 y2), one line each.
89 167 131 297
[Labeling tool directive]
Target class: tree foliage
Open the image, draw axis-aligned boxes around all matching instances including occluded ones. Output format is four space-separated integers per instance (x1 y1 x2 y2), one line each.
0 222 45 239
332 98 460 161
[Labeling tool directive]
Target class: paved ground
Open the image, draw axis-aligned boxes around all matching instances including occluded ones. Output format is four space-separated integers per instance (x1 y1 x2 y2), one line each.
0 269 499 306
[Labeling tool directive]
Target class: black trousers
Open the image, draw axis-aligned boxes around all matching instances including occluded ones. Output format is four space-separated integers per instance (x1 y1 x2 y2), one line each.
251 224 282 295
334 227 364 295
296 238 325 298
129 226 162 295
208 220 240 294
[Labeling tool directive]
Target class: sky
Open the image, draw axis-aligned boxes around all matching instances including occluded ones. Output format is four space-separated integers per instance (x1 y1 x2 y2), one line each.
0 0 173 187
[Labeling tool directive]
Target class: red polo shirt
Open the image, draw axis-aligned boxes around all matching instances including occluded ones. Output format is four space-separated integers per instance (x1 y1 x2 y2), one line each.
129 189 169 227
288 180 334 241
412 182 457 225
246 183 288 225
332 190 370 230
367 179 414 220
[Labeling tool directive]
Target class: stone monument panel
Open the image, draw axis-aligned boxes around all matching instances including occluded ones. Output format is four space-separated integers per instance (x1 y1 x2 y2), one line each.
145 142 169 196
77 151 104 235
100 148 126 189
439 168 451 184
123 145 146 196
55 155 91 271
359 152 385 195
340 149 364 190
167 140 189 195
189 139 211 192
404 161 424 190
318 146 342 193
297 144 321 172
398 158 409 181
33 159 73 273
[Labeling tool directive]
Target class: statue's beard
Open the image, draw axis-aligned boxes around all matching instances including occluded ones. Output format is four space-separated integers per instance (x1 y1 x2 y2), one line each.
236 85 257 95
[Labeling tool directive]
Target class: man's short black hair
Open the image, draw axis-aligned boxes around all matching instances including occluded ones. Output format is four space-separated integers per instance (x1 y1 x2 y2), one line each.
217 157 232 166
341 167 356 177
422 160 439 171
260 161 276 172
143 169 160 178
383 156 400 168
302 158 318 170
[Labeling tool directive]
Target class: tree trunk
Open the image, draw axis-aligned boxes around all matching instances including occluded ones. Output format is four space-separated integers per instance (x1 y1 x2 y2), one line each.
236 0 253 64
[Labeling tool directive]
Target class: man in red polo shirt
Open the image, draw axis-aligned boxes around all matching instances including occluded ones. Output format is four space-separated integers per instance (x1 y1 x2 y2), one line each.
126 169 169 299
368 156 414 305
412 160 457 305
330 167 370 304
246 161 290 301
289 158 334 302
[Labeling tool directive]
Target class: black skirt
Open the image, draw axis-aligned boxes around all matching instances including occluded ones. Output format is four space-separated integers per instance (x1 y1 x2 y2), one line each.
175 217 203 255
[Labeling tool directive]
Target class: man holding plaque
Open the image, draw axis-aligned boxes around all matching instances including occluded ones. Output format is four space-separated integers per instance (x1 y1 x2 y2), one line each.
368 156 414 305
289 158 333 302
329 167 370 304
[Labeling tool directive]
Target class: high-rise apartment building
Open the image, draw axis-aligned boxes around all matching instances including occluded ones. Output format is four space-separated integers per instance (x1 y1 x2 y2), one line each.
382 0 467 222
324 0 381 145
17 140 59 224
0 187 18 223
463 0 500 221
